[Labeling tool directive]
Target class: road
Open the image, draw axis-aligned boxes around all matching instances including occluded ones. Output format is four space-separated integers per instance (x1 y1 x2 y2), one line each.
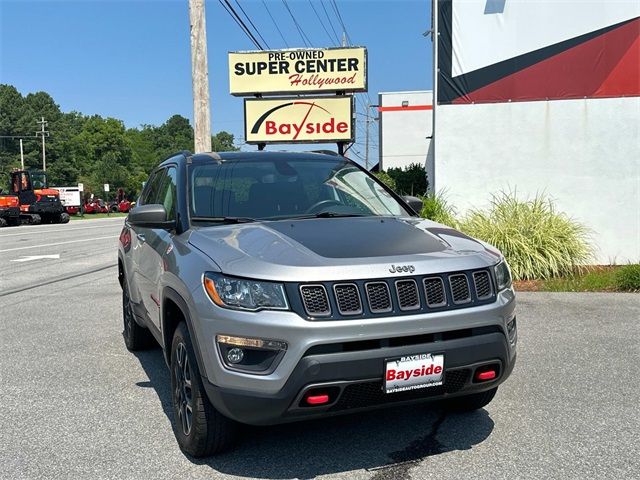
0 219 638 479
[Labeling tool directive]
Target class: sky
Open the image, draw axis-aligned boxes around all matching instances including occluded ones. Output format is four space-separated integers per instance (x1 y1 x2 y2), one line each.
0 0 434 163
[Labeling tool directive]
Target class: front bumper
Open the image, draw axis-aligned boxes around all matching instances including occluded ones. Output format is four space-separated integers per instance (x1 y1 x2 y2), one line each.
203 330 516 425
190 285 517 425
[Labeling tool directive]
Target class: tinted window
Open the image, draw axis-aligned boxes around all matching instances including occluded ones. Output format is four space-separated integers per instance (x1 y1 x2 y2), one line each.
139 171 163 206
189 156 408 220
155 167 177 220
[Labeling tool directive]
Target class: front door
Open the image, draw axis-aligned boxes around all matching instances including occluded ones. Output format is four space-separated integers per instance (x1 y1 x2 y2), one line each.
135 166 178 330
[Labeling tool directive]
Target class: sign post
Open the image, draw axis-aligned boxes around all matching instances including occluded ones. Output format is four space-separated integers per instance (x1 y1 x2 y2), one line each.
104 184 110 216
78 183 84 217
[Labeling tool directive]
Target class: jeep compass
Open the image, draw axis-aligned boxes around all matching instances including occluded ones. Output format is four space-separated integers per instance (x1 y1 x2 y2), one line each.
118 151 517 456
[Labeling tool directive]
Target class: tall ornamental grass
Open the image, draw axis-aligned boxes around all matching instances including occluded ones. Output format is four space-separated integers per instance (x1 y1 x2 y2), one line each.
459 192 592 280
419 191 458 228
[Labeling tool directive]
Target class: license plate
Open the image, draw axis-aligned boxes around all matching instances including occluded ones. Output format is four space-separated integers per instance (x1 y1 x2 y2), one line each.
384 353 444 394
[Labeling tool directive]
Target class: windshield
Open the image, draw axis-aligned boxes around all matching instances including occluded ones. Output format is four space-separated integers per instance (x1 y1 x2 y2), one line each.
188 156 409 221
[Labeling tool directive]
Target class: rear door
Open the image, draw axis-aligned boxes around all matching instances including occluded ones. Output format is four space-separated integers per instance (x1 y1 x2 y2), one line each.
135 166 178 330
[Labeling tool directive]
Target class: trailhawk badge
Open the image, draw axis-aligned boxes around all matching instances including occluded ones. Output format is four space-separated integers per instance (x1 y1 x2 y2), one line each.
244 96 354 144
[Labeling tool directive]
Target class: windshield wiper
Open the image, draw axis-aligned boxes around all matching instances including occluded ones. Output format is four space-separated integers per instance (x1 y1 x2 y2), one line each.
275 212 370 220
191 216 256 224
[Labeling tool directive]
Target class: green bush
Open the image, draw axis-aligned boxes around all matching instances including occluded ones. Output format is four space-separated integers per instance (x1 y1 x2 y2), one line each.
386 164 428 196
459 192 592 280
615 264 640 291
420 192 458 228
374 171 396 191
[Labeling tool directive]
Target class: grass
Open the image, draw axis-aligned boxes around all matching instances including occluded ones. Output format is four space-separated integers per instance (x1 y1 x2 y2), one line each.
514 265 640 292
459 192 592 280
419 191 458 228
70 212 128 220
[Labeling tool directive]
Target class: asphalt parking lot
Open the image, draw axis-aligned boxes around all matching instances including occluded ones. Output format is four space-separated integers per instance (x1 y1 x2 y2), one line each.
1 218 638 480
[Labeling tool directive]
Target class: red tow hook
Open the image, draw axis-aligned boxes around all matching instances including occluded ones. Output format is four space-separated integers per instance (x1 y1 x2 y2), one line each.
305 393 330 405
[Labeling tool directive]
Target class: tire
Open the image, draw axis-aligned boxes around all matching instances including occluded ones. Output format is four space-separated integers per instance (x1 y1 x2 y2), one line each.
0 218 7 228
442 387 498 412
122 277 155 351
58 212 70 223
30 214 41 225
170 323 237 457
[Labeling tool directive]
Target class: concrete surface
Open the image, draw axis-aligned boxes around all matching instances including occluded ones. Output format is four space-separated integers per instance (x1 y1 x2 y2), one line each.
0 218 638 479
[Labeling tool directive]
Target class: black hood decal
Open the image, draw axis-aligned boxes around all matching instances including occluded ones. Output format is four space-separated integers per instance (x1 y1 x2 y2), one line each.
266 217 447 258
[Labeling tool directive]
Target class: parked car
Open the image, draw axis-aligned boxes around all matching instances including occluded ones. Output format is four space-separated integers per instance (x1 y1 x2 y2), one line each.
65 206 80 215
118 151 517 457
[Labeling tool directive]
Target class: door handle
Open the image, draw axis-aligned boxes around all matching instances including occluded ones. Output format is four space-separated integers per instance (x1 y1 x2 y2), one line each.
136 233 146 243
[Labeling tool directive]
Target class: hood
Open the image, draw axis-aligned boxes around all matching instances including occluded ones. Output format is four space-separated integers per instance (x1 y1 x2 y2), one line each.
188 217 501 282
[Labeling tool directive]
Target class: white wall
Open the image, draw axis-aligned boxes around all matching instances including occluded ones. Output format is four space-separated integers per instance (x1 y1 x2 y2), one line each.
436 97 640 263
379 91 433 178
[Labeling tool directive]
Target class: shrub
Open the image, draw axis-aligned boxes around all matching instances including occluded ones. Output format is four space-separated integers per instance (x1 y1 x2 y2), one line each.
420 191 458 228
459 192 592 280
374 171 396 191
615 264 640 291
386 164 428 196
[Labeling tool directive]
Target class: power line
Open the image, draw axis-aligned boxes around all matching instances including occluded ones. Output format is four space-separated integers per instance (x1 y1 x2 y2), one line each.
329 0 352 44
308 0 336 46
262 0 289 47
218 0 264 49
234 0 270 49
320 0 341 45
282 0 313 47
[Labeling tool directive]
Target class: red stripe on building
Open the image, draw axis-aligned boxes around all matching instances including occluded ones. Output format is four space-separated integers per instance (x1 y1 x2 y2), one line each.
377 105 433 112
453 17 640 104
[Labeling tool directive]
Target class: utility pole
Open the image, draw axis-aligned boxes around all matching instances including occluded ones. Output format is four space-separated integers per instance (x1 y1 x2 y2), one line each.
19 139 24 170
36 117 49 171
189 0 212 153
365 105 370 170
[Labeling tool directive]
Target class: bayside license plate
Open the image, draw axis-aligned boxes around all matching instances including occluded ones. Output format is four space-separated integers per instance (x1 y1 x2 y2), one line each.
384 353 444 394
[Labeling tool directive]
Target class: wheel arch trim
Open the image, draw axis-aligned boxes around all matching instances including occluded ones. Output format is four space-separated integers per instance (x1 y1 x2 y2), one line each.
162 286 207 376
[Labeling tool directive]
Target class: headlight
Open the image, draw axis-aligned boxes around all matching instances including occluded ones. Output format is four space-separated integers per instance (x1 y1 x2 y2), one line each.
494 260 512 291
203 273 288 311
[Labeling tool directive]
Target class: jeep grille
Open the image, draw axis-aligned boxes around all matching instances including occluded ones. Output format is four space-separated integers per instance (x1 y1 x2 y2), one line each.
365 282 392 313
449 274 471 304
395 279 420 311
300 285 331 316
333 283 362 315
473 270 493 299
423 277 447 307
296 268 497 319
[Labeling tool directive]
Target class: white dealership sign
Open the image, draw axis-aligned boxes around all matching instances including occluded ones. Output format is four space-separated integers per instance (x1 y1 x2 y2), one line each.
52 187 81 207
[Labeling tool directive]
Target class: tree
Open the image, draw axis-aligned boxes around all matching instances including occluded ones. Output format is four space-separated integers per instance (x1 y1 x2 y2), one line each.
386 163 429 196
0 85 241 198
212 131 238 151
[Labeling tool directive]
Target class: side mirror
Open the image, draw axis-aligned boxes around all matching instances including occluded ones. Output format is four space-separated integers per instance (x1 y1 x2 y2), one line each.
402 196 423 216
128 204 174 229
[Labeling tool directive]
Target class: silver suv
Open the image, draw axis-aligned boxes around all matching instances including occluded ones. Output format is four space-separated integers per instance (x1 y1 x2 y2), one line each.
118 151 517 457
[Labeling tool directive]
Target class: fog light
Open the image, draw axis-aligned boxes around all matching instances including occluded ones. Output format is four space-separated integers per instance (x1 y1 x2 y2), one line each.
216 334 287 373
226 348 244 364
